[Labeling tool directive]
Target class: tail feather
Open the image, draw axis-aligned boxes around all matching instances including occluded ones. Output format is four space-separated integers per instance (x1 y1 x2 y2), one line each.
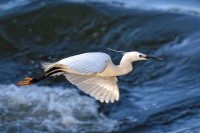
41 61 57 72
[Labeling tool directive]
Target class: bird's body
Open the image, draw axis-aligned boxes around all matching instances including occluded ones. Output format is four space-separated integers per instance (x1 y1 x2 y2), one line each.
57 52 133 77
17 50 162 103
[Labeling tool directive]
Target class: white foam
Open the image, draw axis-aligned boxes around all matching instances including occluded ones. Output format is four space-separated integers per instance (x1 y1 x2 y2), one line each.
0 84 117 132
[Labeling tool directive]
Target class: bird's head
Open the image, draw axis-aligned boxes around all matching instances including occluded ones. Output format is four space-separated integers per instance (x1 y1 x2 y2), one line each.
107 48 163 62
124 51 163 62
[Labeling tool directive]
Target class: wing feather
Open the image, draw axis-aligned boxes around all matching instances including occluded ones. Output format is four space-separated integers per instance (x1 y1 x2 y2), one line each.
105 90 112 103
90 82 102 97
64 73 119 103
95 87 105 100
95 84 109 101
78 78 102 94
110 86 115 103
94 85 105 100
58 52 111 74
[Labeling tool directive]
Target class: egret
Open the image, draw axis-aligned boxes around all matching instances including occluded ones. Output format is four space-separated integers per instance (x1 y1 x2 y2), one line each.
17 49 163 103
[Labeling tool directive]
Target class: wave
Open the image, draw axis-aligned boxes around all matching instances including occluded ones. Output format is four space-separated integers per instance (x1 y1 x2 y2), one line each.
0 0 31 11
0 0 200 132
1 0 200 16
0 84 118 132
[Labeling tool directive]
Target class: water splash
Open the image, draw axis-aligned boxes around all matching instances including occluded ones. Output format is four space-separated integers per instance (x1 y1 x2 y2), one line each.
0 84 118 132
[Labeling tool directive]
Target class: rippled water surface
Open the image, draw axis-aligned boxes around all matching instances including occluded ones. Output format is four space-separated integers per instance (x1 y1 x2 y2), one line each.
0 0 200 132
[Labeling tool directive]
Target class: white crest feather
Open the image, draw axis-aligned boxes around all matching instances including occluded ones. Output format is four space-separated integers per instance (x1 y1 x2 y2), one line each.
107 48 125 55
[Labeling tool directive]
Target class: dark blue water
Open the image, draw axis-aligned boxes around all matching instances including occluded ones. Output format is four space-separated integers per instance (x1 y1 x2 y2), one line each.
0 0 200 132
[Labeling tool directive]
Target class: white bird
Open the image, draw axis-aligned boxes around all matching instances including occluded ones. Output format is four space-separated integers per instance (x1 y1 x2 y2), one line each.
17 49 162 103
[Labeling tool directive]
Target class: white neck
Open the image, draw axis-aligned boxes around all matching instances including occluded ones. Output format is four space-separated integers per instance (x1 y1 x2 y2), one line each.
97 54 134 77
116 54 133 76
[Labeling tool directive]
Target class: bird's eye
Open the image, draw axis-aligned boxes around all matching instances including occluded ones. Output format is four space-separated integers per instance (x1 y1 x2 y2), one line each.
139 55 142 57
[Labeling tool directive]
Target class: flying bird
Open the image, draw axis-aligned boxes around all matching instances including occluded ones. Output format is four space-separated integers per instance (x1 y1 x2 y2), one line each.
17 49 163 103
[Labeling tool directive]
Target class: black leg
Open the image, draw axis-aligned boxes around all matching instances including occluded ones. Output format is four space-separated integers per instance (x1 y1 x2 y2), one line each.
17 67 63 86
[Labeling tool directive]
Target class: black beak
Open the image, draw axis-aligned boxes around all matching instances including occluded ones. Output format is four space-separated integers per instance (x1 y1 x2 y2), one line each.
145 55 163 60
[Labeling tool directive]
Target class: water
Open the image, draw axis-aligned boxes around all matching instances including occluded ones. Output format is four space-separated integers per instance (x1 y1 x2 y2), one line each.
0 85 117 132
0 0 200 132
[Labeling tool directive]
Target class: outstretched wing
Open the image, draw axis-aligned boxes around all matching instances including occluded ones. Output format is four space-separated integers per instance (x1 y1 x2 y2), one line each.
57 52 111 74
64 73 119 103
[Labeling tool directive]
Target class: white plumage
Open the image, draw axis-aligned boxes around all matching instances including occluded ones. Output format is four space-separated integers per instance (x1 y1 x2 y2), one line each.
64 73 119 103
57 52 110 74
44 52 120 103
18 50 162 103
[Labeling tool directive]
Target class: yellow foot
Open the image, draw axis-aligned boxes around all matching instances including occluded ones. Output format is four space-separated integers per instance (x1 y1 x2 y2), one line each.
17 77 33 86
